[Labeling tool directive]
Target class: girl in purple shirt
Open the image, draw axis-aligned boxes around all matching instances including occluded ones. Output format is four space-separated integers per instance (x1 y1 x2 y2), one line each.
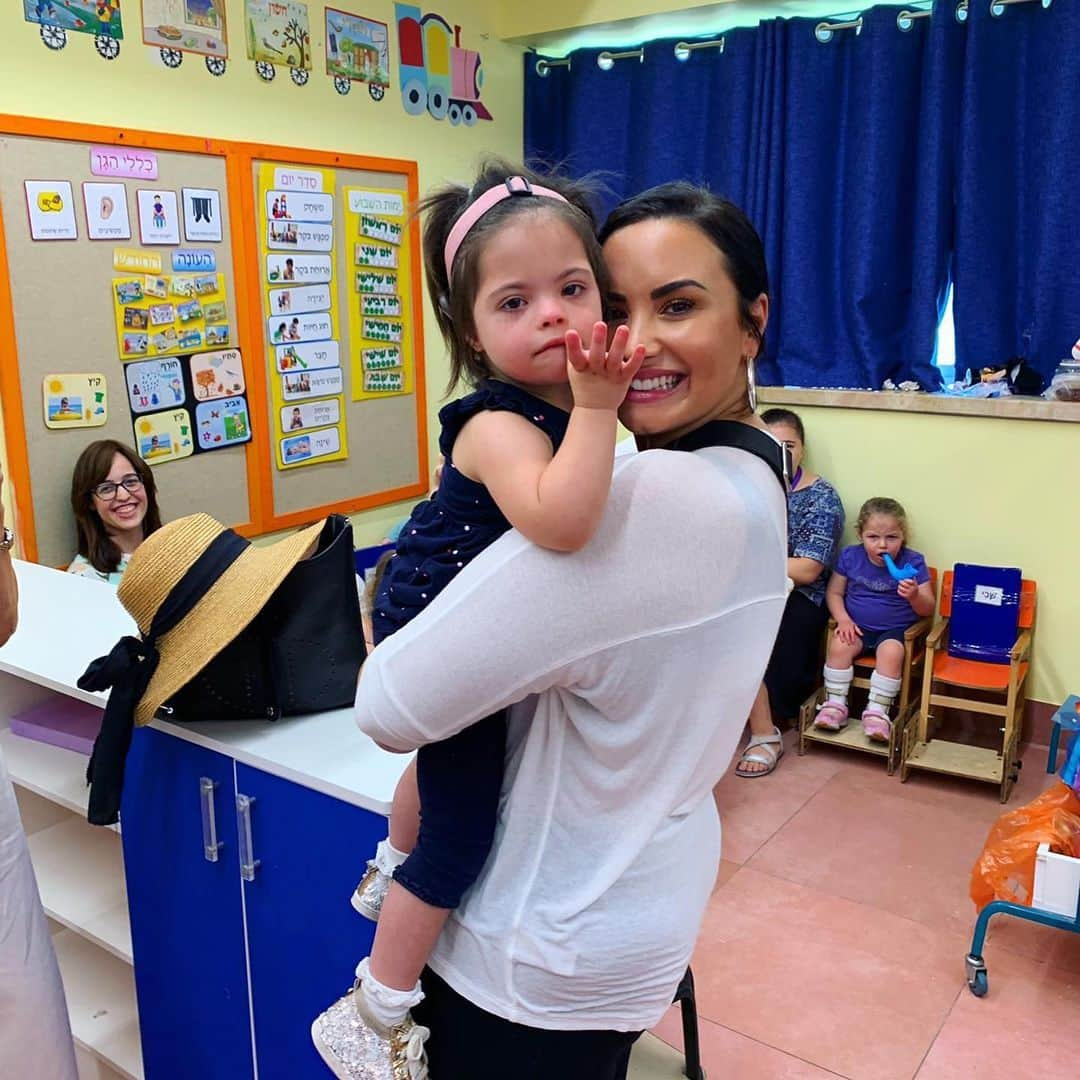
815 497 935 741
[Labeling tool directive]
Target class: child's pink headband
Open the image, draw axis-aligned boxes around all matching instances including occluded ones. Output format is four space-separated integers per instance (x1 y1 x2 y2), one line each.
443 176 569 281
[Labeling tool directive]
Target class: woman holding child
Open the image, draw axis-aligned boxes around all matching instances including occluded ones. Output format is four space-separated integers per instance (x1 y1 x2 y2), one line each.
316 168 789 1080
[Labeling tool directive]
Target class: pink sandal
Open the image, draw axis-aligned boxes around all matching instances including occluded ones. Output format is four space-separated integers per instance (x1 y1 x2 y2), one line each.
861 705 892 743
814 701 849 731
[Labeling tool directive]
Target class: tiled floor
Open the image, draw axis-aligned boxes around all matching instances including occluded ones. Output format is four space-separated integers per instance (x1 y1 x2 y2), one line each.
629 735 1080 1079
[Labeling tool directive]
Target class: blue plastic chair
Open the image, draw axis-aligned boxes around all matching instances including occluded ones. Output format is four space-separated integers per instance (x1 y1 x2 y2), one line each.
354 541 396 579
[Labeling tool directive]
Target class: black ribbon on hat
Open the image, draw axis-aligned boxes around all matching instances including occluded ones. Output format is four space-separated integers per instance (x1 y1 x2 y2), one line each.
78 530 249 826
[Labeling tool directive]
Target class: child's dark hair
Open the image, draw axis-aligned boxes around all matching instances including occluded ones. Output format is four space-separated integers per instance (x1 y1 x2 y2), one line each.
599 181 768 359
856 497 909 539
419 158 609 394
760 407 805 442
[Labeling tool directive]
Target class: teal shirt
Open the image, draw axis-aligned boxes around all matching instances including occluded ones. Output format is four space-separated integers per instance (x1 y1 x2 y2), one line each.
66 553 129 586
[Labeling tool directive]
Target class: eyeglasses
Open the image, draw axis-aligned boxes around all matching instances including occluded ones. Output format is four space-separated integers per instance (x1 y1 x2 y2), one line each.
91 474 144 501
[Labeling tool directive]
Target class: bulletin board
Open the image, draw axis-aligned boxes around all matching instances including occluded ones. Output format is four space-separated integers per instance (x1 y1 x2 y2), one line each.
0 116 428 565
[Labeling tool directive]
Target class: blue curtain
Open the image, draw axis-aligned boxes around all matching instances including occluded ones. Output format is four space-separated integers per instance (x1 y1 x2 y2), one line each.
953 1 1080 382
526 5 960 390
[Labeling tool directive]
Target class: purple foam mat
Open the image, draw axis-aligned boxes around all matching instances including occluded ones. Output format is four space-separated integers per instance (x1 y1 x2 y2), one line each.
10 698 102 756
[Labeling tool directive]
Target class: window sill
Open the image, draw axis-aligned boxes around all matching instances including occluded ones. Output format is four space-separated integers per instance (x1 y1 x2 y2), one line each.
758 387 1080 423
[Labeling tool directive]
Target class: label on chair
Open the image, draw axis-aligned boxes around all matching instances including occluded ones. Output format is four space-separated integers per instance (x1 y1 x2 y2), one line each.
974 584 1004 607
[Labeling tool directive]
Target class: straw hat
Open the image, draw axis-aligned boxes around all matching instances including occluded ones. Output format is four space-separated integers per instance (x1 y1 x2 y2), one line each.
117 513 325 727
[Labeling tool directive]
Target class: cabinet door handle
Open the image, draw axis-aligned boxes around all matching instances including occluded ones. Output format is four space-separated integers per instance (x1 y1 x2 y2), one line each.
199 777 223 863
236 793 260 882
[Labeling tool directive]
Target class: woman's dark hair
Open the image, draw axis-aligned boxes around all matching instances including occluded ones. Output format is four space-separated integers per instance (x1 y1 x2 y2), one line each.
418 158 609 394
760 407 805 443
71 440 161 574
598 181 769 358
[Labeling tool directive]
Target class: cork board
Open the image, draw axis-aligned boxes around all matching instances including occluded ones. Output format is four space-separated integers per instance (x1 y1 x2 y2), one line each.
0 118 429 563
0 132 249 568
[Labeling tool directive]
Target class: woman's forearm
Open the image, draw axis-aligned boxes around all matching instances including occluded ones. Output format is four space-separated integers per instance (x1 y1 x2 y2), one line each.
787 556 824 587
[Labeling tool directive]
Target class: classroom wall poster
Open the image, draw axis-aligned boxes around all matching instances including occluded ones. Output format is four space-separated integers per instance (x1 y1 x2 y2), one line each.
257 162 346 469
42 374 108 429
136 189 181 244
182 188 223 243
325 8 390 90
83 183 131 240
345 186 415 400
112 272 229 359
142 1 229 57
245 0 311 70
24 1 123 39
24 181 77 241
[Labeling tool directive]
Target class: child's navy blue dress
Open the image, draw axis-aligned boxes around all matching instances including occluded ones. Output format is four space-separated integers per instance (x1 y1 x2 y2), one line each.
372 378 570 910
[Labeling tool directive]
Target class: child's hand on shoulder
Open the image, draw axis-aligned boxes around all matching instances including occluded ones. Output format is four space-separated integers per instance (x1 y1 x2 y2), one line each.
836 619 862 645
897 578 918 602
565 322 645 411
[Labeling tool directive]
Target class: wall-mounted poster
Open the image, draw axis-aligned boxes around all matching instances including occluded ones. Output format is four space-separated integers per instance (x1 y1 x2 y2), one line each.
83 182 131 240
142 0 229 57
24 1 123 39
42 374 108 429
245 0 311 69
134 409 195 465
24 181 77 241
345 186 415 400
182 187 223 242
257 161 346 469
113 273 228 359
137 189 181 244
326 8 390 95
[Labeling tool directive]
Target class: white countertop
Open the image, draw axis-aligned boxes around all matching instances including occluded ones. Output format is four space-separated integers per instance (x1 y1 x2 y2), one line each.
0 560 406 815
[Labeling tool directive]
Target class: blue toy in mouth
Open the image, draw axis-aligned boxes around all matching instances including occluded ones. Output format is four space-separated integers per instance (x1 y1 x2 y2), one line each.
883 552 918 581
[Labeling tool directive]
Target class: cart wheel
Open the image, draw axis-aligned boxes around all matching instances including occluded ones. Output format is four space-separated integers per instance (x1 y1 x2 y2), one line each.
368 82 386 102
290 67 309 87
255 60 275 82
334 75 351 95
965 955 988 997
160 47 183 68
40 24 67 51
205 56 227 77
95 34 120 60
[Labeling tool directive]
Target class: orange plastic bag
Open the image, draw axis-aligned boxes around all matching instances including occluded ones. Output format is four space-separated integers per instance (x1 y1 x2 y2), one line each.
970 782 1080 912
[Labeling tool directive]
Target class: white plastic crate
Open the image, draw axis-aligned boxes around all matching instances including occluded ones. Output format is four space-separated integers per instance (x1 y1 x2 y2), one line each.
1032 842 1080 920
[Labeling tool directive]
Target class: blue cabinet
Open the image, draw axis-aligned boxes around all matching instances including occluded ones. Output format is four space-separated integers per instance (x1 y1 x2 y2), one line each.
122 728 387 1079
121 728 255 1080
236 764 382 1074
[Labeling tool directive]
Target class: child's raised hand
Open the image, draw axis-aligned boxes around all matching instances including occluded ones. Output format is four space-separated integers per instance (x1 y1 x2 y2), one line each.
836 619 863 645
565 322 646 411
897 578 918 602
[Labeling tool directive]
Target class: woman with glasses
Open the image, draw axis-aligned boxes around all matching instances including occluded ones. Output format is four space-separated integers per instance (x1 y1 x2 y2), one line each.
67 440 162 584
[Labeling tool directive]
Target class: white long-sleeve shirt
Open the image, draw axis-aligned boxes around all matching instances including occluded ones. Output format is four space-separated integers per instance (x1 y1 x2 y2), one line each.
356 445 787 1031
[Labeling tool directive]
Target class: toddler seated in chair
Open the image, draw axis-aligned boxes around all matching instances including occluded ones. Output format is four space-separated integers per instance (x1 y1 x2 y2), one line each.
816 497 935 742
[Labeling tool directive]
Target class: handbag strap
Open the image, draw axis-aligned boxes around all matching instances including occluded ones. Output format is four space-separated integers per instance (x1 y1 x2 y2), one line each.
664 420 791 494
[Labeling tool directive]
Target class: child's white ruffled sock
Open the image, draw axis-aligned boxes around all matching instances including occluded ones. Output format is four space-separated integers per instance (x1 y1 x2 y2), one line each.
374 837 409 877
356 957 424 1032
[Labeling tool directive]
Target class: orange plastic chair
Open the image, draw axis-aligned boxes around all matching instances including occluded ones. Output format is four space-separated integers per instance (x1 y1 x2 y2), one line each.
799 567 938 774
901 572 1036 802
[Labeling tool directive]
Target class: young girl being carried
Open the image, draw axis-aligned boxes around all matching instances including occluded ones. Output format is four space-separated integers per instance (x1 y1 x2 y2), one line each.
311 161 644 1078
815 497 935 742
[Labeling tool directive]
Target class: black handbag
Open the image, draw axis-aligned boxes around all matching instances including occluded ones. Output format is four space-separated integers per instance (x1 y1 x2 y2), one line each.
161 514 366 722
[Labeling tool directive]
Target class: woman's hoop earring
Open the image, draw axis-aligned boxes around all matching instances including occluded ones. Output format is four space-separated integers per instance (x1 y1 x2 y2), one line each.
746 355 758 413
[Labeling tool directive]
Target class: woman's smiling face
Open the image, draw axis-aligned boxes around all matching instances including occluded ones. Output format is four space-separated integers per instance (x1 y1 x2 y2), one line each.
603 217 767 445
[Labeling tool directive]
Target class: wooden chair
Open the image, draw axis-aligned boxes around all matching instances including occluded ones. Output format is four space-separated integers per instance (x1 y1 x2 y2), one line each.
901 569 1036 802
798 567 937 774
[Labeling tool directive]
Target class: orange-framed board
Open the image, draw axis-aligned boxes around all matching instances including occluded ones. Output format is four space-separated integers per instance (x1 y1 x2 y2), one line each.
0 115 428 565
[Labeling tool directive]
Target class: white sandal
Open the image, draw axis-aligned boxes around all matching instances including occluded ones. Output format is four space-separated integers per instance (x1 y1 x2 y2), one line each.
735 726 784 778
